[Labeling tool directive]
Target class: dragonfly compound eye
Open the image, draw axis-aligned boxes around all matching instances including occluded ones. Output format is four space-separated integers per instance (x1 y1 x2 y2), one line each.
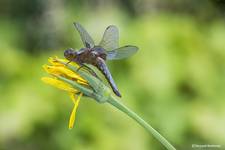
64 48 75 60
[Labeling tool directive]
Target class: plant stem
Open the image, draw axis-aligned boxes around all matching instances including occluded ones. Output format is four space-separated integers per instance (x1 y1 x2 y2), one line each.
107 96 176 150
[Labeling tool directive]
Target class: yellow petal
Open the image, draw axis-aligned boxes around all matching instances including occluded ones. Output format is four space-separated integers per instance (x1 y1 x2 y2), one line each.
77 80 89 85
69 92 76 104
48 57 79 68
43 65 87 83
48 57 64 66
41 77 78 93
68 93 83 129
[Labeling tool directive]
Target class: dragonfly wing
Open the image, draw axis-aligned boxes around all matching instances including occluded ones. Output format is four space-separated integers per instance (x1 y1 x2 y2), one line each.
99 25 119 51
106 45 138 60
74 22 95 48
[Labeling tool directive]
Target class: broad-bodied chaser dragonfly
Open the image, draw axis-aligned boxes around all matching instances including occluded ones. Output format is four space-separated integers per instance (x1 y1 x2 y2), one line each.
64 22 138 97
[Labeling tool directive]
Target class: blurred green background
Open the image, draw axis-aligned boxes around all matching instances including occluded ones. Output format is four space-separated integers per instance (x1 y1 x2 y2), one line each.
1 0 225 149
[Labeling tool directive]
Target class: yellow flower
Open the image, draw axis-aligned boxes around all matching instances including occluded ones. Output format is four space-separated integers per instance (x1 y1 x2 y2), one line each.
42 56 113 129
41 57 89 129
41 58 176 150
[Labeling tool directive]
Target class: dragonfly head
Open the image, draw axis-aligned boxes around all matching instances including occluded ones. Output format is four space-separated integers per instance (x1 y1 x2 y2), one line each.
64 48 77 61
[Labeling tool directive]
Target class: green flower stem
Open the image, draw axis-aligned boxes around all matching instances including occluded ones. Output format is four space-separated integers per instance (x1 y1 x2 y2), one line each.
107 96 176 150
56 59 176 149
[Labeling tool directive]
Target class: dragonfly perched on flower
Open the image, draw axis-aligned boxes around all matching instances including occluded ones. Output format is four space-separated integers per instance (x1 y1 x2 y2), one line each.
64 22 138 97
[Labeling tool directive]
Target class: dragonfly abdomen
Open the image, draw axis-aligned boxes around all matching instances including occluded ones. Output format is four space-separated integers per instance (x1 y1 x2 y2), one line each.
96 57 121 97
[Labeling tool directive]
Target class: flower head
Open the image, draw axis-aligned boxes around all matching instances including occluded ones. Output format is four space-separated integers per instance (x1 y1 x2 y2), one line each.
41 57 175 150
41 57 111 129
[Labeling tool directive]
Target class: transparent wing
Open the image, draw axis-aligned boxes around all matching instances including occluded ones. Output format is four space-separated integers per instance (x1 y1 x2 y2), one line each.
99 25 119 51
74 22 95 48
106 45 138 60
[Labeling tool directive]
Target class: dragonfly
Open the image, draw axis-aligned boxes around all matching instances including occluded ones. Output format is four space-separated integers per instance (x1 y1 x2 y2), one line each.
64 22 138 97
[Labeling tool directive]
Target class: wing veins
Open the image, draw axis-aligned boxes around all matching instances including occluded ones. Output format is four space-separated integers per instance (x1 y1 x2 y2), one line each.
74 22 95 48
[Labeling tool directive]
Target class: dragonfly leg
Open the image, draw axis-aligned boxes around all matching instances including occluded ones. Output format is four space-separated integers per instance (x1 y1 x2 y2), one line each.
66 60 72 66
77 64 101 80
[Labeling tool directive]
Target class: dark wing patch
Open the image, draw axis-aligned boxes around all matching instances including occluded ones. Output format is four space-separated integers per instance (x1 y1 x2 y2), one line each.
99 25 119 51
74 22 95 48
106 45 138 60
